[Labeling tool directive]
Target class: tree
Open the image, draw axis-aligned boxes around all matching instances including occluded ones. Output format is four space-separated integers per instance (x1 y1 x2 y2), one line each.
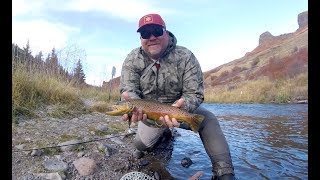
23 40 32 63
73 59 86 85
57 43 87 74
34 51 44 71
44 48 60 75
35 51 43 61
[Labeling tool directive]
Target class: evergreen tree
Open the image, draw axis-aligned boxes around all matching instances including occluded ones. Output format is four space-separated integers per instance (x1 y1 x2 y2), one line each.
23 40 32 63
45 54 51 74
49 48 59 74
34 51 44 71
44 48 60 75
35 51 43 61
73 59 86 84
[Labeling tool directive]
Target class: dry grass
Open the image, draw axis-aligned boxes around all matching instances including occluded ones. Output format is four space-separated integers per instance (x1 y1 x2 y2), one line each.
13 63 81 112
79 86 120 102
204 73 307 103
12 61 120 119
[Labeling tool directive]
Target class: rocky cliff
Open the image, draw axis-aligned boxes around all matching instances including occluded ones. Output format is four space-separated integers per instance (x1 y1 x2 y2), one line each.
203 11 308 89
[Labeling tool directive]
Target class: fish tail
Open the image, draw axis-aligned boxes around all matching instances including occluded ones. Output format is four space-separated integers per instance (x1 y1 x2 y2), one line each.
189 114 205 132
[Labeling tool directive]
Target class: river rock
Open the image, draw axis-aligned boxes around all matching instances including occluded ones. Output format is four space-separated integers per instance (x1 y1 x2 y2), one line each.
73 157 97 176
31 149 42 156
43 158 68 171
34 172 65 180
138 159 150 167
15 144 25 150
181 157 193 168
96 124 108 131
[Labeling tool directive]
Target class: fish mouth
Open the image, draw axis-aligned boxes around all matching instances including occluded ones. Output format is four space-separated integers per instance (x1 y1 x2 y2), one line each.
106 106 123 113
105 103 134 115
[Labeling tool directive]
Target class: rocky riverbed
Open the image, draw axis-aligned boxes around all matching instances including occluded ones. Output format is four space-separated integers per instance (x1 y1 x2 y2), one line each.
12 102 177 180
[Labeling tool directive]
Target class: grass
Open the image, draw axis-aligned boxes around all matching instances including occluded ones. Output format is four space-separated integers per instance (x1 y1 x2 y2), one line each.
204 73 308 103
13 63 81 116
79 85 120 102
88 122 127 136
12 58 307 121
12 61 120 119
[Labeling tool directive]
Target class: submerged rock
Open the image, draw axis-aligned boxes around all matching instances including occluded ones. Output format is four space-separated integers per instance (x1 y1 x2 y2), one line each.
181 157 193 168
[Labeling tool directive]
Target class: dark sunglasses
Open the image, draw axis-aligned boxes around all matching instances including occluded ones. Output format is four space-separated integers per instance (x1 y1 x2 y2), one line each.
140 28 165 39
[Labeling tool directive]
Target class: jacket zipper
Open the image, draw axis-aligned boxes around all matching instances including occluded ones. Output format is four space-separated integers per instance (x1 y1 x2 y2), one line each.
155 64 159 100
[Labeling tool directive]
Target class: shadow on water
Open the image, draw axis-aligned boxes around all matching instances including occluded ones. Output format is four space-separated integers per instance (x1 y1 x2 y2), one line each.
165 103 308 180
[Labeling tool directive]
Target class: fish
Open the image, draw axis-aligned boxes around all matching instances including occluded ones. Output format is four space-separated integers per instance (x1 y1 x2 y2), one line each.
105 99 205 133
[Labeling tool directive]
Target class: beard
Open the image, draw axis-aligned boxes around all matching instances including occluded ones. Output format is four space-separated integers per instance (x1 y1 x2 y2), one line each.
146 44 163 58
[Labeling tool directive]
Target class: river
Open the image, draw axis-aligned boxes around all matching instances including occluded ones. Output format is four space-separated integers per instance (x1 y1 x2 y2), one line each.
166 103 308 179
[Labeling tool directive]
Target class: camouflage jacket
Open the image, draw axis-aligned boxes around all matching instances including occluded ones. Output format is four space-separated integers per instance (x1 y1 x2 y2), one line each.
120 31 204 112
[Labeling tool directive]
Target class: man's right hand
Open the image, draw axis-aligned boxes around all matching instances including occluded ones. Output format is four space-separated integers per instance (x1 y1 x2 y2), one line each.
120 91 147 123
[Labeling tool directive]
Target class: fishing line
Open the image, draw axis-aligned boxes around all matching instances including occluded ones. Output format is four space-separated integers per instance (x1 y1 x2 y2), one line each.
12 132 136 153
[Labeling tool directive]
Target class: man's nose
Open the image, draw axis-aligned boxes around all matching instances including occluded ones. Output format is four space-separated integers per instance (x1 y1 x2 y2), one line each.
149 34 157 40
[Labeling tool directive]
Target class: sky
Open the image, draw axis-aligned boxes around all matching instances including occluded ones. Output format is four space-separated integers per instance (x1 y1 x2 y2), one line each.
12 0 308 86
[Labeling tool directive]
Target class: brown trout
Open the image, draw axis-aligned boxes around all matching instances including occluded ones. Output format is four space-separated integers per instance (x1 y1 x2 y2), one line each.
105 99 205 133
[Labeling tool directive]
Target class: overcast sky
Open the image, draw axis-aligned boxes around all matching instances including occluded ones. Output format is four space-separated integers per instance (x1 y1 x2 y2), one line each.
12 0 308 86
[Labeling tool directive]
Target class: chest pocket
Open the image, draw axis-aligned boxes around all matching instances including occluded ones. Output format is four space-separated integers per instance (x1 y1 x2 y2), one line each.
140 63 158 95
160 63 183 98
139 61 183 101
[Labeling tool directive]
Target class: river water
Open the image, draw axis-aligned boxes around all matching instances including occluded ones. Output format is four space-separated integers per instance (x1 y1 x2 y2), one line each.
166 103 308 179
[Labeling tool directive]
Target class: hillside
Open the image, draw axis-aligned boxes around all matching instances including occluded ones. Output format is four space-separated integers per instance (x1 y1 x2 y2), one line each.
203 11 308 90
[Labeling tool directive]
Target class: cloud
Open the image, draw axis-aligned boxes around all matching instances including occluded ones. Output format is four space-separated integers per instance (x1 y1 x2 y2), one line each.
84 54 123 86
62 0 176 22
13 0 177 23
12 19 79 56
195 36 258 72
12 0 46 17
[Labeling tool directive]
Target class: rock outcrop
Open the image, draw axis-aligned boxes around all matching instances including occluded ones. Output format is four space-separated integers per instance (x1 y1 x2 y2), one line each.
258 31 274 45
298 11 308 29
258 10 308 46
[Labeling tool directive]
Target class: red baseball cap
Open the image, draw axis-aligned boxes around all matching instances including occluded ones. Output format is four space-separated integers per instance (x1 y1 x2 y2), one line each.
137 14 166 32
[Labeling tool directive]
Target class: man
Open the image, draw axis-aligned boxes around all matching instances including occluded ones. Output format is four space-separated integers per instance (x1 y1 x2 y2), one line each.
120 13 236 180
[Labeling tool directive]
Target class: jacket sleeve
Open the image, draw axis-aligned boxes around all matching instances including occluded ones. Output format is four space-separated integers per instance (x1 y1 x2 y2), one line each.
175 53 204 112
119 50 143 100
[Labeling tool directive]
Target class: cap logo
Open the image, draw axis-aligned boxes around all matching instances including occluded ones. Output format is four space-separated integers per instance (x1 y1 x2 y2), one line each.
144 15 153 23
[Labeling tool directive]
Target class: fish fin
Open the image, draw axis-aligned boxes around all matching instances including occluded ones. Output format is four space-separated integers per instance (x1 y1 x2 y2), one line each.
190 114 205 133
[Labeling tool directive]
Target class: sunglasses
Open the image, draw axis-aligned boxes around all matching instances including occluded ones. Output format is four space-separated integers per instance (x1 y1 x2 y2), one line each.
140 28 165 39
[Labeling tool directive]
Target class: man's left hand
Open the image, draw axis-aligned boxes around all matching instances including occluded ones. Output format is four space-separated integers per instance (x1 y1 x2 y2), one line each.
159 98 184 128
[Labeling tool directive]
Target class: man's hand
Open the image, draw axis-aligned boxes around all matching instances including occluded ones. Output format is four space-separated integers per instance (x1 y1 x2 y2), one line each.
159 98 184 128
188 171 204 180
120 91 147 123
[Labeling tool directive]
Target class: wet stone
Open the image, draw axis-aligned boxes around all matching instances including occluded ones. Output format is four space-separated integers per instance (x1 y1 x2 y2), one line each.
138 159 150 167
181 157 193 168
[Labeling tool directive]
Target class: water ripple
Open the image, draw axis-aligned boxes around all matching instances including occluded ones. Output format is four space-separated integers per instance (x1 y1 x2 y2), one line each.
166 103 308 179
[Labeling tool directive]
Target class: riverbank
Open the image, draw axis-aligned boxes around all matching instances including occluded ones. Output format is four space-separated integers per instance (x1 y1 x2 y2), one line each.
12 102 176 180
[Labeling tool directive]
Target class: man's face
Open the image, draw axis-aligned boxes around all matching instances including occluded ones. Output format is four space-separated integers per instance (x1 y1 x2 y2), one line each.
139 24 169 59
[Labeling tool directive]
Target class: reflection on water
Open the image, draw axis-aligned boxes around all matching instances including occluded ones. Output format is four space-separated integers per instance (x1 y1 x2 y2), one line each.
166 103 308 179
